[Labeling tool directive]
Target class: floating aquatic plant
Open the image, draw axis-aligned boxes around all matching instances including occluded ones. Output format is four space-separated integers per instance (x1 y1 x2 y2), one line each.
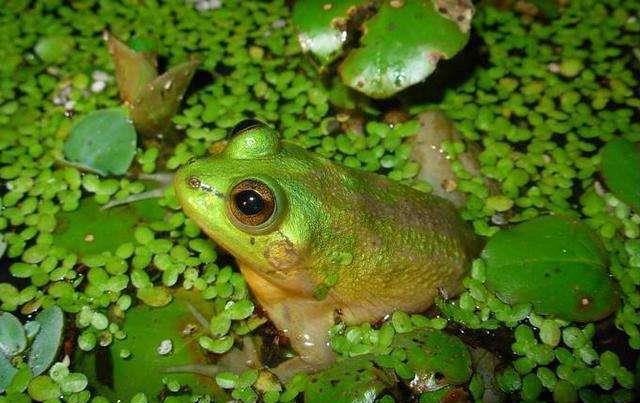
63 108 137 176
106 32 200 138
292 0 473 98
0 307 64 393
600 138 640 214
482 215 620 322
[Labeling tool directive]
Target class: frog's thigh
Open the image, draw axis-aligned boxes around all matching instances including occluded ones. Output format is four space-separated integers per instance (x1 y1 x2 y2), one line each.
239 265 336 368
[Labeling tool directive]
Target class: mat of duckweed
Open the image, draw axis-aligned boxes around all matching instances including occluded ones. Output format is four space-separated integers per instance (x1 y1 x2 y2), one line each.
1 0 640 402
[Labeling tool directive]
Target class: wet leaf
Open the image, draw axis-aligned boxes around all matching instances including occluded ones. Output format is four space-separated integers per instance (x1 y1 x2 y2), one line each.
601 138 640 213
74 289 225 401
63 108 137 176
304 355 395 403
340 0 471 98
390 329 472 389
482 215 620 322
292 0 371 66
130 59 200 136
106 32 158 105
53 198 164 257
0 354 18 393
28 306 64 376
0 312 27 357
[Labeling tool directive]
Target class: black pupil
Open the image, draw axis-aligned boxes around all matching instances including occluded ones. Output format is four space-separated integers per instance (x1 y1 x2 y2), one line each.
235 190 265 215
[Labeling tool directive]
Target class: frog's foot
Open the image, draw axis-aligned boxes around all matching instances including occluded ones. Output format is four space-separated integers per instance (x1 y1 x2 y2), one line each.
270 357 321 382
163 336 261 377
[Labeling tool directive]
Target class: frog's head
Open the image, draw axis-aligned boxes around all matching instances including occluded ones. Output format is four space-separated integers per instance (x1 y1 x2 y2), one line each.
174 119 323 284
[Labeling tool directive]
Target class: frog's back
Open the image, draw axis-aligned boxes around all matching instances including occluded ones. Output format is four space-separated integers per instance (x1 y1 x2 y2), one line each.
307 161 481 323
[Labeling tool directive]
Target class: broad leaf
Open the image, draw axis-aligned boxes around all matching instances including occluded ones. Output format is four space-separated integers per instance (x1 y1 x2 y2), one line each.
28 306 64 376
0 312 27 357
340 0 471 98
482 215 619 322
305 355 395 403
74 289 224 401
53 198 165 257
601 138 640 213
63 108 137 176
391 330 471 386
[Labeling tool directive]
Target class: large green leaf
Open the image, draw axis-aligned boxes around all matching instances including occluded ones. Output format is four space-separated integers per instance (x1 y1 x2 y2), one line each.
28 306 64 376
391 330 471 386
63 108 137 176
482 215 619 322
601 138 640 213
340 0 470 98
0 312 27 357
76 289 225 402
304 355 395 403
53 198 165 257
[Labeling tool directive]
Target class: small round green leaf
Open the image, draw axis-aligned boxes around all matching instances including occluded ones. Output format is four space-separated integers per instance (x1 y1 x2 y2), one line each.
34 35 75 64
64 108 137 176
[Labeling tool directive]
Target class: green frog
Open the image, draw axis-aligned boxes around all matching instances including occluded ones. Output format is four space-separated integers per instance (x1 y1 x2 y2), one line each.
174 119 480 373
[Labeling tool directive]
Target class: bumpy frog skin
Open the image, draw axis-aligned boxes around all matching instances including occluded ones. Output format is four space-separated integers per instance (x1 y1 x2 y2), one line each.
174 120 480 370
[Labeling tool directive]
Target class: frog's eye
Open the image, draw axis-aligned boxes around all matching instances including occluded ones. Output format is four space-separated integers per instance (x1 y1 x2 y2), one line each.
229 179 276 228
230 118 265 137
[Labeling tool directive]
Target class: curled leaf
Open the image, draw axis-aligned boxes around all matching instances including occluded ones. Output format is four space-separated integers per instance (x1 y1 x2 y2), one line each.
106 32 158 104
130 59 201 136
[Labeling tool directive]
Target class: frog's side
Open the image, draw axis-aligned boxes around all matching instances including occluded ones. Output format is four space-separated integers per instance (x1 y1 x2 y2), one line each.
174 120 481 371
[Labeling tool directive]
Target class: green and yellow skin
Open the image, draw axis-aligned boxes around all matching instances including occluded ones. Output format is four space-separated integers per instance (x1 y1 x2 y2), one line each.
174 120 480 371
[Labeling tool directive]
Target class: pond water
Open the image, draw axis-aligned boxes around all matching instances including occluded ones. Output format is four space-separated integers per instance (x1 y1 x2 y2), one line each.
1 0 640 402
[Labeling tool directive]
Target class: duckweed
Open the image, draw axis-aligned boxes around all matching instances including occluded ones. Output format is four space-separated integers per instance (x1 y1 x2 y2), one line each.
2 0 640 401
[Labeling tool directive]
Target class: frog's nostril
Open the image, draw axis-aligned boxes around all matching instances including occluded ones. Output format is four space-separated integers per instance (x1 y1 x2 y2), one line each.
187 176 201 189
187 157 197 165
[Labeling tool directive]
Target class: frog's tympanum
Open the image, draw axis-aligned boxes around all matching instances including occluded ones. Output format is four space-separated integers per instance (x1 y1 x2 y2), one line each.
174 119 480 372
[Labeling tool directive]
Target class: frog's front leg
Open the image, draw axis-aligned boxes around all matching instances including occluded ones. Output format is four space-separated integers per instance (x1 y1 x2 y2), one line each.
239 264 337 377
